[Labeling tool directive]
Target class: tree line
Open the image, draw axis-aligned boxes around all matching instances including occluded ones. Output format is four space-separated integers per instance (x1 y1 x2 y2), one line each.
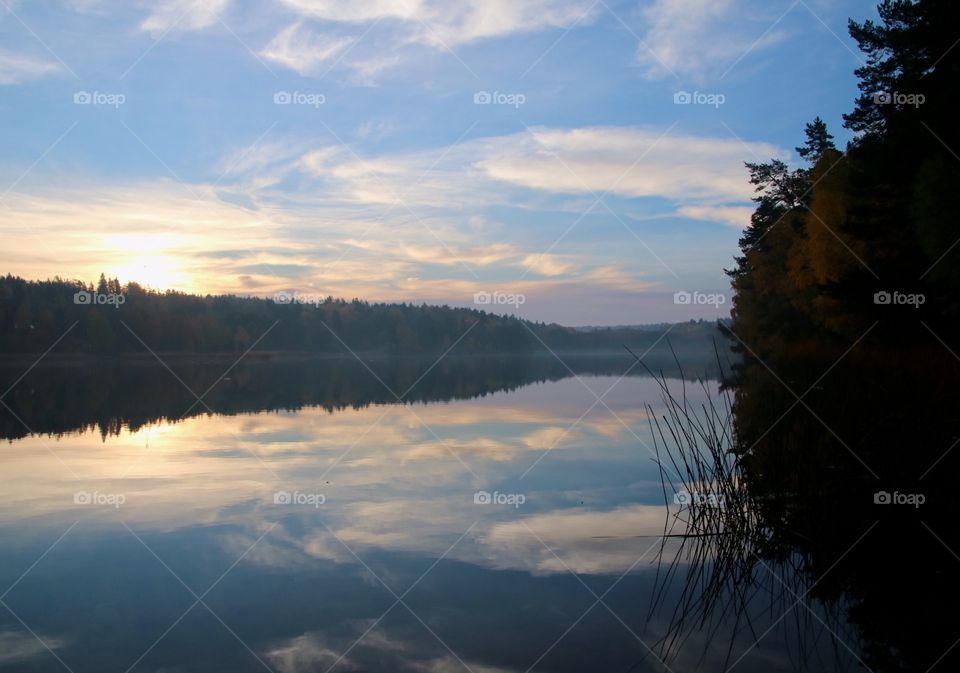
0 274 722 355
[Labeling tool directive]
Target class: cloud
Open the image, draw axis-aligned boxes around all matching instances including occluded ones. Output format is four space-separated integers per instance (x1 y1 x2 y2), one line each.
584 264 642 286
260 21 354 75
0 122 769 320
262 0 597 80
0 181 646 310
265 630 523 673
291 126 783 209
340 52 405 85
677 204 754 228
476 126 785 203
0 630 66 664
278 0 424 25
140 0 230 37
341 238 519 267
1 124 768 321
520 254 574 277
520 425 571 449
61 0 107 11
355 119 397 140
296 144 494 208
0 183 285 293
480 504 680 574
635 0 788 81
401 437 519 462
267 632 351 673
0 49 61 85
278 0 598 46
416 0 599 46
217 139 309 191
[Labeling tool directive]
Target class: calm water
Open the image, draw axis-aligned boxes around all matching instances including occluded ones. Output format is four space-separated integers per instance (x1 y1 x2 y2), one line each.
0 355 859 672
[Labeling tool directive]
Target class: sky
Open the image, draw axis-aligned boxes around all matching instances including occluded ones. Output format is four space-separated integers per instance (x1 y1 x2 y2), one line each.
0 0 877 324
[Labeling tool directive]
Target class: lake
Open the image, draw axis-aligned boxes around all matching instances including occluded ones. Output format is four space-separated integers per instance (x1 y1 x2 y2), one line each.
0 353 909 671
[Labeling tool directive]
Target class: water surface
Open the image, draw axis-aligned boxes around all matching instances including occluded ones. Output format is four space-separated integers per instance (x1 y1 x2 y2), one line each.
0 355 859 672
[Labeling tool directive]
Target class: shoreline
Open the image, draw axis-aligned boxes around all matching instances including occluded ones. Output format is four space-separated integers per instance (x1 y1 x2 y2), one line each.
0 348 668 366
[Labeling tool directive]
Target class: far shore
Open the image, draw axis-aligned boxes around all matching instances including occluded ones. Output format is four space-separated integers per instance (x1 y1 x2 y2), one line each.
0 347 706 367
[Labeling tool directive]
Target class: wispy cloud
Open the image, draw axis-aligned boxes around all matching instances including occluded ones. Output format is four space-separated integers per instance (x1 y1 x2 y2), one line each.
0 630 66 665
477 126 784 203
267 632 349 673
261 0 598 80
0 177 660 321
521 253 575 276
139 0 230 37
481 504 674 574
0 119 776 320
279 0 599 46
286 126 784 208
0 48 61 84
635 0 788 81
342 238 519 267
677 204 754 228
260 21 354 75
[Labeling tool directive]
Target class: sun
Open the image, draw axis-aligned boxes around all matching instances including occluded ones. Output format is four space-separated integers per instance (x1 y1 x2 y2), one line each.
105 233 193 291
112 256 190 291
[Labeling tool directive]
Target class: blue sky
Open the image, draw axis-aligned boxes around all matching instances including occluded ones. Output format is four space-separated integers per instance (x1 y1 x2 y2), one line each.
0 0 876 324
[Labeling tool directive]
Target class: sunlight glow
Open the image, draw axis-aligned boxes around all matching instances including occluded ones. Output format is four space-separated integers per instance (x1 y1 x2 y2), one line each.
105 233 192 291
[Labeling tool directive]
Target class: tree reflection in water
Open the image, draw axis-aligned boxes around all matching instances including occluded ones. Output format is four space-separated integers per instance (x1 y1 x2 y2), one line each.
642 342 960 672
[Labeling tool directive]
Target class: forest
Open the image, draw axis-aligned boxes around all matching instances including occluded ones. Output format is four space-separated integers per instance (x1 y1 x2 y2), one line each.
725 0 960 535
0 274 723 355
721 6 960 669
726 0 959 362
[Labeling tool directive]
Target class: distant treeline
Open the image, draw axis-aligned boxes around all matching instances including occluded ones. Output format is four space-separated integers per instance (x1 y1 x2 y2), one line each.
0 274 724 354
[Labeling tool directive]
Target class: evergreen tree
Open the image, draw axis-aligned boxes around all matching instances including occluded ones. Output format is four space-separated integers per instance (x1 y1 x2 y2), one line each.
795 117 835 161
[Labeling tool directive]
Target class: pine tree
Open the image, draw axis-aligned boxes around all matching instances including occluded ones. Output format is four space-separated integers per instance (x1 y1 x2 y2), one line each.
795 117 835 162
